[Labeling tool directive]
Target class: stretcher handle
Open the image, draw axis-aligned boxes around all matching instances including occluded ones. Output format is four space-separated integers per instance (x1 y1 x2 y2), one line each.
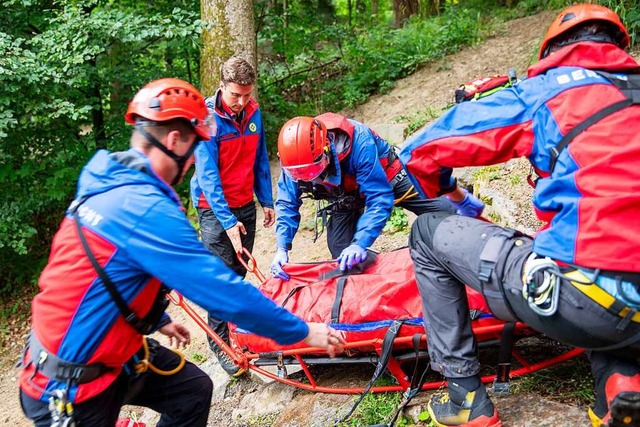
166 291 248 371
236 247 266 283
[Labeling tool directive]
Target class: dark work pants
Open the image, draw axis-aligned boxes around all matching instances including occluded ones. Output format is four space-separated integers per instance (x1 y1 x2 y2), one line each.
20 344 213 427
326 171 456 258
408 212 640 382
197 203 256 350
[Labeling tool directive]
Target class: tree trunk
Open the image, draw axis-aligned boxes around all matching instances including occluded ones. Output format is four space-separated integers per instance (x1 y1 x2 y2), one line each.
200 0 257 99
393 0 419 27
372 0 378 16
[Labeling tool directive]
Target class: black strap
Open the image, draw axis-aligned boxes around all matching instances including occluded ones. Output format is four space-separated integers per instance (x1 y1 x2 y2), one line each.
549 98 631 171
493 321 516 395
319 252 378 323
29 333 109 384
384 334 430 427
336 320 404 426
72 201 165 335
281 285 308 308
549 71 640 172
331 276 348 324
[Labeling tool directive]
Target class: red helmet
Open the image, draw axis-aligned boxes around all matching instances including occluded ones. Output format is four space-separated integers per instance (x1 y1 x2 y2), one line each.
278 116 331 181
539 4 629 60
125 78 214 141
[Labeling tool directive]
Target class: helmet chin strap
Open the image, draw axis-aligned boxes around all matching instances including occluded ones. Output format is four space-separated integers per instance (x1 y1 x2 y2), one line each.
136 125 198 186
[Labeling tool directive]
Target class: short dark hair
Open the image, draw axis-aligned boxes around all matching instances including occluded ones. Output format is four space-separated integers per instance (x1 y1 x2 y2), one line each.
220 56 256 86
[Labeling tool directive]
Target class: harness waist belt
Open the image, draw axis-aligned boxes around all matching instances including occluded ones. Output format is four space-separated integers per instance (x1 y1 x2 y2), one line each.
565 270 640 325
575 267 640 287
29 332 110 384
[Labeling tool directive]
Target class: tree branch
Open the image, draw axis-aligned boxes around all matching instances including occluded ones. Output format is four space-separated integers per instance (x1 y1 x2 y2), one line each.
263 56 342 89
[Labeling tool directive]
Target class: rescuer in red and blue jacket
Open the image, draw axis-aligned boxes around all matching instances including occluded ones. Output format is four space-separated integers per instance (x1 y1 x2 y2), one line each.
400 5 640 426
189 57 275 375
270 113 463 280
19 78 344 427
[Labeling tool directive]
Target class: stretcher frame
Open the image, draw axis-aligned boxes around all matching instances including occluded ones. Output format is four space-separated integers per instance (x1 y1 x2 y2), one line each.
168 248 584 394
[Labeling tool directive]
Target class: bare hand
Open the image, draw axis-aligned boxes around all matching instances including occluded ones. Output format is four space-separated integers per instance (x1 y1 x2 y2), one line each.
303 323 345 358
159 322 191 349
263 207 275 228
226 221 246 253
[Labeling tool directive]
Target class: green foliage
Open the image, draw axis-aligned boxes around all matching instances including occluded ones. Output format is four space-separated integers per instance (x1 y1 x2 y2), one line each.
0 0 203 295
473 165 502 182
396 106 444 135
335 376 408 426
258 3 482 147
383 206 409 234
600 0 640 46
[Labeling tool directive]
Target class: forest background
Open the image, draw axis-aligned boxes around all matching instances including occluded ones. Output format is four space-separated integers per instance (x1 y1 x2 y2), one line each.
1 0 639 330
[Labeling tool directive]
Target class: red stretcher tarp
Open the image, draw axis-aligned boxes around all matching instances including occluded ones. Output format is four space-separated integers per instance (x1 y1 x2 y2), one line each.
230 248 494 354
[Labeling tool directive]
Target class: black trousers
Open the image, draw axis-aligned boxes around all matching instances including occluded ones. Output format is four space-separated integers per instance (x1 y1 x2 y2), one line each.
197 203 257 350
20 344 213 427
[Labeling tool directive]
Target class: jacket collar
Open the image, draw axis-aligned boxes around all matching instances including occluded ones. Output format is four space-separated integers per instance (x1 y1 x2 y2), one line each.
528 42 640 78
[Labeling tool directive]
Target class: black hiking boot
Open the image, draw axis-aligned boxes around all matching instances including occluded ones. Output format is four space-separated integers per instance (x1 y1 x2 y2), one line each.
213 347 246 377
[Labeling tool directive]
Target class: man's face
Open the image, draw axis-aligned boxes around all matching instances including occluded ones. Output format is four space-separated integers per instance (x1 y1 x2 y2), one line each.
220 82 253 114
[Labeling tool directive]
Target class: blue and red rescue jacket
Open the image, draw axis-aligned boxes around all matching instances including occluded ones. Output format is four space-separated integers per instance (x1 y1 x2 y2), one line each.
20 148 307 404
400 42 640 272
275 114 394 251
190 89 273 230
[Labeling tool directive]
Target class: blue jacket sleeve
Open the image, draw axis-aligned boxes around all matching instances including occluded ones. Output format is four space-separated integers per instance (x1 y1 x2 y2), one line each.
125 198 308 345
252 110 274 209
274 171 303 250
400 85 534 198
193 140 237 230
349 129 394 249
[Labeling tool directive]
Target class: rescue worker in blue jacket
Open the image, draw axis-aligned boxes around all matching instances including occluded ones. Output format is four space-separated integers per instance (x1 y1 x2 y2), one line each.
190 57 275 375
19 78 344 427
270 113 481 279
401 4 640 426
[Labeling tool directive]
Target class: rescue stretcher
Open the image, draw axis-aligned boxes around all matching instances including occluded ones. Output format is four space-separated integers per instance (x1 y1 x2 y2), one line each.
169 247 584 395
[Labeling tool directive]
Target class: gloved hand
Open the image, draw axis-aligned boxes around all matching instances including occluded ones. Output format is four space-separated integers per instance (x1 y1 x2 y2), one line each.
451 188 485 217
337 244 367 271
270 248 290 280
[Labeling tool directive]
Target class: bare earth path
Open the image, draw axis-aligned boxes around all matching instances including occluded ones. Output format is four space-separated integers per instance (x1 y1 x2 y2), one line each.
1 10 603 427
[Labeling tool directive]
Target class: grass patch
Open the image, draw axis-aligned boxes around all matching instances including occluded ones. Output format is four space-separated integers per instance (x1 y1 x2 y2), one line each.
473 165 502 182
396 106 446 135
336 376 409 426
511 356 594 407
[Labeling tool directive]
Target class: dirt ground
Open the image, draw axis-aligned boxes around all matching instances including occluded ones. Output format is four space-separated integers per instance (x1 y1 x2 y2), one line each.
2 9 632 427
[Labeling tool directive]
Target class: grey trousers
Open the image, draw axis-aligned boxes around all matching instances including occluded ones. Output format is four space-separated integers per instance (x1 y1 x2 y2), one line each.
409 212 640 379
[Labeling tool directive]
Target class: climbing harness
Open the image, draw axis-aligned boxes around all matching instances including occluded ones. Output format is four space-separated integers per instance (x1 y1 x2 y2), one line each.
49 389 75 427
521 253 562 316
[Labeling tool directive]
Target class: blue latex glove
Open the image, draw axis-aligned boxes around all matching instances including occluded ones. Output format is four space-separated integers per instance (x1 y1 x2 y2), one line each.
337 244 367 271
452 188 485 217
270 248 290 280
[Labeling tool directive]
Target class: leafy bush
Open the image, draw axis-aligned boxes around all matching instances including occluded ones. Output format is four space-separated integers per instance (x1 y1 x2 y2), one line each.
259 4 482 149
0 0 202 295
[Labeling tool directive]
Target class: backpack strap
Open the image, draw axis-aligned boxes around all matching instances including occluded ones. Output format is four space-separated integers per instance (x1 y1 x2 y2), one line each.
71 198 169 335
549 72 640 172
